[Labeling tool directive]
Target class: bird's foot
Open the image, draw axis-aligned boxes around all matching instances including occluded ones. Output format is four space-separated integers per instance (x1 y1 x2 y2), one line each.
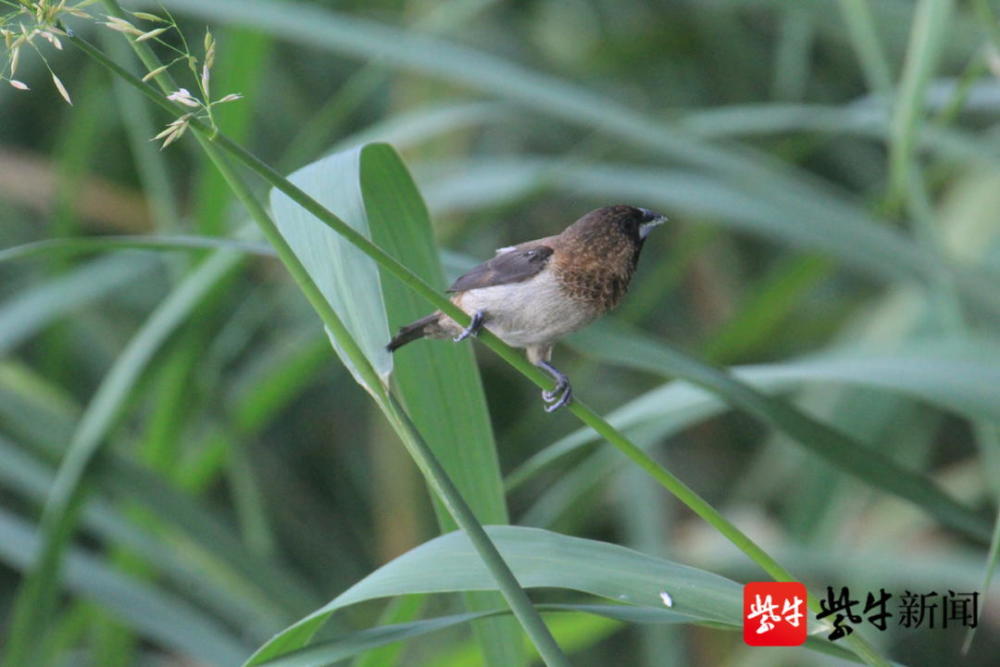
542 377 567 402
537 361 573 412
452 310 485 342
543 383 572 412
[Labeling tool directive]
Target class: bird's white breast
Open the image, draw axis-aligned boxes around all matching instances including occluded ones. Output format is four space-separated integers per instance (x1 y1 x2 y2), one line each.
455 270 594 348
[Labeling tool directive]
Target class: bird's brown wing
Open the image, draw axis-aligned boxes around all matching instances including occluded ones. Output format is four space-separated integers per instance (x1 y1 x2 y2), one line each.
447 244 554 292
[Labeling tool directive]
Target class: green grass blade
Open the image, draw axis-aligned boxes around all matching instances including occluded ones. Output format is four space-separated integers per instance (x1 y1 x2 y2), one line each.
333 103 507 154
0 235 276 263
568 325 991 540
351 595 426 667
1 250 243 666
837 0 895 98
889 0 954 201
679 103 1000 172
361 143 507 525
0 254 153 354
0 507 251 665
256 603 756 667
511 340 1000 496
0 434 290 639
0 359 319 615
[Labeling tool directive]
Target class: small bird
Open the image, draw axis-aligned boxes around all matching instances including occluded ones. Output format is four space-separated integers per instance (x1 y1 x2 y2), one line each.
386 205 666 411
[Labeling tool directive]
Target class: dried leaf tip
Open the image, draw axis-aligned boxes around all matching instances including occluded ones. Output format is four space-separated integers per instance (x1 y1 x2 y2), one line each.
9 79 29 90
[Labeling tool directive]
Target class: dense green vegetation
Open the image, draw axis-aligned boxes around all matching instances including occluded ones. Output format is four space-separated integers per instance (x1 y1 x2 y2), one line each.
1 0 998 665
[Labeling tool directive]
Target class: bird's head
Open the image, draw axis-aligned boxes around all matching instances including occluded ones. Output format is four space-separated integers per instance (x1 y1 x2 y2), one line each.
563 205 668 246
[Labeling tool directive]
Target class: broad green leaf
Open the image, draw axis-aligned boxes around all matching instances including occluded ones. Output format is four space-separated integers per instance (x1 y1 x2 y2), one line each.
245 526 743 666
359 143 519 667
270 148 393 390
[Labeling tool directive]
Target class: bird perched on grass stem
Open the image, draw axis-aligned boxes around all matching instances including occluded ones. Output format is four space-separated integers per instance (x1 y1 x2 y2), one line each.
387 205 666 411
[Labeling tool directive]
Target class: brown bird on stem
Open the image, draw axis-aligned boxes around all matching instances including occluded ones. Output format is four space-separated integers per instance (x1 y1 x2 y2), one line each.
386 205 666 412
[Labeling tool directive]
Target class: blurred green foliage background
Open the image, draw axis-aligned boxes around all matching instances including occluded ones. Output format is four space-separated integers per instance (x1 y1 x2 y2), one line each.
1 0 1000 665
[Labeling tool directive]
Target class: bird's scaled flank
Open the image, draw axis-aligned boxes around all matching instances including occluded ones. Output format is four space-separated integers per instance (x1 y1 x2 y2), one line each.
387 205 666 412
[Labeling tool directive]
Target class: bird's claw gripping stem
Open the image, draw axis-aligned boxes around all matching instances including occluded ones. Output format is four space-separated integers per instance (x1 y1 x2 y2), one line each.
452 310 485 342
537 361 572 412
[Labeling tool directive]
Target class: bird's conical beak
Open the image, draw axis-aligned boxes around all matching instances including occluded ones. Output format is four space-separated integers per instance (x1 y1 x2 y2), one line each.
639 215 667 239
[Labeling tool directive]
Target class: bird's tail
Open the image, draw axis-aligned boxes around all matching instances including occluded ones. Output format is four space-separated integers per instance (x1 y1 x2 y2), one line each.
386 313 440 352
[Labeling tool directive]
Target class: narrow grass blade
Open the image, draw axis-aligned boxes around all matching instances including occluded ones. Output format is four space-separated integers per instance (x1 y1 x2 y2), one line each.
0 435 289 639
334 102 508 154
0 507 251 665
889 0 954 200
568 324 991 541
837 0 895 98
1 250 243 666
0 254 153 354
0 235 276 263
510 340 1000 501
255 605 718 667
0 361 318 616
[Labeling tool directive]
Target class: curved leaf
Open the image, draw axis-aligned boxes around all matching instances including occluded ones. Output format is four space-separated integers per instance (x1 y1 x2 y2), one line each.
246 526 742 665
